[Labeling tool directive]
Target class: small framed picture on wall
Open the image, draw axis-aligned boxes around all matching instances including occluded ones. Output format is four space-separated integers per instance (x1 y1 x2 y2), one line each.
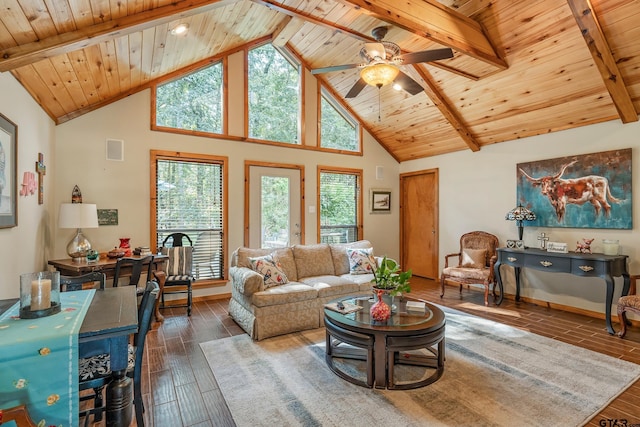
370 189 391 213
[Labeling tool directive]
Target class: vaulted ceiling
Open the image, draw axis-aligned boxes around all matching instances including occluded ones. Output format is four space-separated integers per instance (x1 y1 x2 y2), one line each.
1 0 638 162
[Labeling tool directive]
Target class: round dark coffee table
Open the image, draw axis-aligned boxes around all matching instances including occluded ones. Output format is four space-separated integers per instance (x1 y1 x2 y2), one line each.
323 296 445 389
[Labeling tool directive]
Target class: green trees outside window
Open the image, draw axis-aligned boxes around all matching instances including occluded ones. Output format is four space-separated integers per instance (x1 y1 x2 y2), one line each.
248 43 300 144
320 91 358 151
319 170 361 243
156 62 223 134
156 158 224 280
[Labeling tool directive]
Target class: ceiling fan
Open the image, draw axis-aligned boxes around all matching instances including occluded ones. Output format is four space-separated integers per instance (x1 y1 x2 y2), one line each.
311 26 454 98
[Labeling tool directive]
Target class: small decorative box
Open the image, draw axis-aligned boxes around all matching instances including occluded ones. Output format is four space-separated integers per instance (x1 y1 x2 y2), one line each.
547 242 568 253
406 300 426 313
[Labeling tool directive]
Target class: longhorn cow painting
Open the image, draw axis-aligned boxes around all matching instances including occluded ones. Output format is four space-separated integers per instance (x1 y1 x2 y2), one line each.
516 149 632 229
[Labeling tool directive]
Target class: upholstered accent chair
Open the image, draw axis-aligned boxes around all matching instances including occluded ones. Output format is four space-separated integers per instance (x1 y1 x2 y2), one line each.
441 231 500 306
617 294 640 338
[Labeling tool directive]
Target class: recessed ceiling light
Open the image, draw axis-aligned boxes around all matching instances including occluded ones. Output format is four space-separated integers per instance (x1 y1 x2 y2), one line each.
170 23 189 36
393 83 402 91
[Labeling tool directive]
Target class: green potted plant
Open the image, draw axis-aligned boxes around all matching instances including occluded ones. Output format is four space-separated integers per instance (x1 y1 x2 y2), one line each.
371 256 412 297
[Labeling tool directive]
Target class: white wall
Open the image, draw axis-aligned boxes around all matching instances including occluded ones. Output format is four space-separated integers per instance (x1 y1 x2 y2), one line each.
0 73 56 299
401 120 640 316
53 86 401 298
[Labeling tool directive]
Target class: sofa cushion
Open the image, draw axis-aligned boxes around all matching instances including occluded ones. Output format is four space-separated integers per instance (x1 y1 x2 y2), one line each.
235 247 297 281
271 248 297 282
347 247 376 274
340 273 375 292
442 266 491 281
329 240 374 275
293 244 335 278
251 282 318 307
249 254 288 288
461 248 487 268
299 275 360 298
236 247 273 268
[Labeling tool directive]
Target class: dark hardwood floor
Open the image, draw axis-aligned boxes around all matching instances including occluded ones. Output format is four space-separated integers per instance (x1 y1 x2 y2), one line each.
94 277 640 426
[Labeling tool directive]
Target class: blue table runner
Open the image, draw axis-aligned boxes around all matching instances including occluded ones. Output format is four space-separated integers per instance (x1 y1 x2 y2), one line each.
0 289 95 427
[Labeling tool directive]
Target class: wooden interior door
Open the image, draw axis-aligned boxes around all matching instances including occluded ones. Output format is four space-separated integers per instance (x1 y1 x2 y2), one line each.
400 169 438 279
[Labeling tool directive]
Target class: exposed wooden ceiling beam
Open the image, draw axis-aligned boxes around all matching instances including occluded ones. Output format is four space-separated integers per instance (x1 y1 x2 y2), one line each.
0 0 239 72
251 0 376 43
252 0 479 80
336 0 507 70
272 16 305 47
412 65 480 152
567 0 637 123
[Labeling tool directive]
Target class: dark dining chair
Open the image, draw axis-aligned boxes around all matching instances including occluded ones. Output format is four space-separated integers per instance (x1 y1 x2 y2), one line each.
160 233 194 316
78 280 160 427
112 255 154 295
60 271 106 292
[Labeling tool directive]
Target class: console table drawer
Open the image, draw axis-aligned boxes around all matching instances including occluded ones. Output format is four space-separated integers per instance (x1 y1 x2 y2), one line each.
501 254 523 266
527 255 570 272
571 260 602 276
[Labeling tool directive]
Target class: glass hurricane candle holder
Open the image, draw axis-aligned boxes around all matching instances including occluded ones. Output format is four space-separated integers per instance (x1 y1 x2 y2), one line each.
19 271 61 319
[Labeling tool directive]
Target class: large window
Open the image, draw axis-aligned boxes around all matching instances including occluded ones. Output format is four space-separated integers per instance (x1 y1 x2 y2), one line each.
318 168 363 243
152 151 227 281
248 43 300 144
155 62 223 134
320 89 359 151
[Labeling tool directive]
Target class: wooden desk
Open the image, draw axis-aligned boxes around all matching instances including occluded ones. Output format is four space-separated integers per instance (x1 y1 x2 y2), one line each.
48 254 167 279
49 255 167 321
495 248 630 335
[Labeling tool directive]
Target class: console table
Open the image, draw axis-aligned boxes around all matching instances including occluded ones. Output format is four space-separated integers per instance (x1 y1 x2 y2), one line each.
494 247 629 335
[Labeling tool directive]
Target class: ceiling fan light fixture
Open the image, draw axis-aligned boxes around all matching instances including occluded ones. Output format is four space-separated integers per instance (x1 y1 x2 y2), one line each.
360 63 399 88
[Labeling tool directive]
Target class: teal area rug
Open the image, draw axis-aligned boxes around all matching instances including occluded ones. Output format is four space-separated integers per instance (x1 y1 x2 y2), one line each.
201 306 640 426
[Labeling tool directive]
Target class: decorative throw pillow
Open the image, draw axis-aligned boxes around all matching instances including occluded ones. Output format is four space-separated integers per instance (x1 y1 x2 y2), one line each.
461 248 487 269
347 248 377 274
249 255 289 288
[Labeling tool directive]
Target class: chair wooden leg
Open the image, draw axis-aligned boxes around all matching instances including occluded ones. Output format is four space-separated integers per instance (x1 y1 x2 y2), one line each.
187 283 192 316
483 284 489 306
440 276 446 298
94 386 104 422
617 305 628 338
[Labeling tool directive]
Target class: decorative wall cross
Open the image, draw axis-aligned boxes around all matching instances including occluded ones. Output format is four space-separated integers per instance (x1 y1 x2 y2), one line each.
538 232 549 249
36 153 46 205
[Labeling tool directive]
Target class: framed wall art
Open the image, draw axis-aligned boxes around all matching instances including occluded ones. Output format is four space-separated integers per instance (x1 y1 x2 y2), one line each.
97 209 119 225
370 189 391 213
0 113 17 228
516 148 632 229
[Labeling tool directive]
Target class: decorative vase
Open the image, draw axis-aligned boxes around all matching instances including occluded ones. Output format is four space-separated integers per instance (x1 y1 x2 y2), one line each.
370 289 391 322
119 238 132 257
373 287 396 313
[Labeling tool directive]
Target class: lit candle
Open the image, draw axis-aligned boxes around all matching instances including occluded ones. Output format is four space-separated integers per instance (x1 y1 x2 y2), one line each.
31 278 51 311
603 239 619 256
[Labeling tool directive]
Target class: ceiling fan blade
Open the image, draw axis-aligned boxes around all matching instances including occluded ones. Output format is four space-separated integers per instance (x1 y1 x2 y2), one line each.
398 48 454 65
345 78 368 98
311 63 360 75
364 42 386 60
394 71 424 95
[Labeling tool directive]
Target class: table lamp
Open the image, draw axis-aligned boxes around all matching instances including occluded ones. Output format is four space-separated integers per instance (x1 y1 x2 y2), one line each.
505 204 536 240
58 203 99 262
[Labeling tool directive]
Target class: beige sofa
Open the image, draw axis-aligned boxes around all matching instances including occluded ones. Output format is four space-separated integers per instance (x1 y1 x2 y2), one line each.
228 240 378 340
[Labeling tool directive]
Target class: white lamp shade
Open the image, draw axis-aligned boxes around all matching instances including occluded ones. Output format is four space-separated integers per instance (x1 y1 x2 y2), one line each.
58 203 99 229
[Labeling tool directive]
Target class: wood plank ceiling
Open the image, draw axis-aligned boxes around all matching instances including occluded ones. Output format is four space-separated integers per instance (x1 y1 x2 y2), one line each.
1 0 638 162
